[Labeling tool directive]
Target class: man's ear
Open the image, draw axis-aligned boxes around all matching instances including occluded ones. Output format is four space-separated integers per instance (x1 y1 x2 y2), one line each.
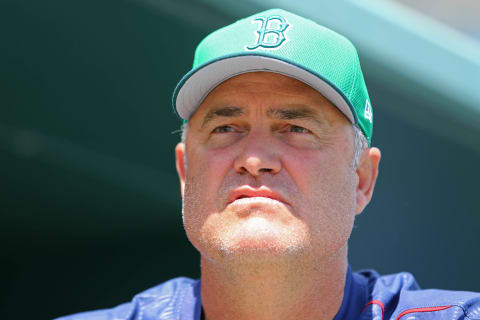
355 147 381 214
175 142 186 198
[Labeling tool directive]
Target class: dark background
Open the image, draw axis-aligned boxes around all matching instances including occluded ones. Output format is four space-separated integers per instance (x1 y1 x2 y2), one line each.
1 1 479 319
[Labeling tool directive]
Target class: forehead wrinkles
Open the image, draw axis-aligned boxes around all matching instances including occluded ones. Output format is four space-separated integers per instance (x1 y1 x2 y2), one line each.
189 72 348 132
199 104 326 129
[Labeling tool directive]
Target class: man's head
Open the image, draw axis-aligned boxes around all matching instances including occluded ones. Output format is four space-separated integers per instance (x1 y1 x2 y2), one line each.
172 9 380 268
175 71 380 267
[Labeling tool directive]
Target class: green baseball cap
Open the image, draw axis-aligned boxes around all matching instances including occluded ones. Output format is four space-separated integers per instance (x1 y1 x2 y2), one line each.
173 8 373 143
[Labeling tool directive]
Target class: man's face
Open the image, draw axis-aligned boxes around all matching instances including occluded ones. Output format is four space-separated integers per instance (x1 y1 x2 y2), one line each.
176 72 361 265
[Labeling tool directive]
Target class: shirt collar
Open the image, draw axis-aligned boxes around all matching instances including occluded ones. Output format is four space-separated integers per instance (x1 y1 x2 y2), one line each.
334 265 369 320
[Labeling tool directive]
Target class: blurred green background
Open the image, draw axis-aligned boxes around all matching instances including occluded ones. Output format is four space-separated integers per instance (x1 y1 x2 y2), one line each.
1 0 480 319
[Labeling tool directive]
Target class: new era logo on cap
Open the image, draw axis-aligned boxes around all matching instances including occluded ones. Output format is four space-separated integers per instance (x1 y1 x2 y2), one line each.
364 99 373 123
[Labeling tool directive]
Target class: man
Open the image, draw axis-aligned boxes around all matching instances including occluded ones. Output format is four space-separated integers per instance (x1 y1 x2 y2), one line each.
57 8 480 320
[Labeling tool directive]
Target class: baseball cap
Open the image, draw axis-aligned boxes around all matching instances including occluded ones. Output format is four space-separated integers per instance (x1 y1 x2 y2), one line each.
172 8 373 144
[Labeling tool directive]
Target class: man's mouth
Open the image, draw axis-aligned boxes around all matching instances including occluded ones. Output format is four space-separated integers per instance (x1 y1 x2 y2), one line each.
227 187 289 206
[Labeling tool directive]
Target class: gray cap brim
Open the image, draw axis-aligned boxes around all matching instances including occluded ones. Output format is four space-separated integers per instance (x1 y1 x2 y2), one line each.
173 54 357 124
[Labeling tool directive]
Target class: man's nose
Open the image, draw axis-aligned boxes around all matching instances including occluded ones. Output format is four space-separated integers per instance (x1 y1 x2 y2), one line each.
233 132 281 177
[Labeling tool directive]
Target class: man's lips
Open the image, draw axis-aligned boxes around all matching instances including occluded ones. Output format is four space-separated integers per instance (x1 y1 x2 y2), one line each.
227 187 289 206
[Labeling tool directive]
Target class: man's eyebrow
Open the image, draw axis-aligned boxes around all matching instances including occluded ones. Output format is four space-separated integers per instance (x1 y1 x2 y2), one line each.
201 106 245 128
267 106 324 124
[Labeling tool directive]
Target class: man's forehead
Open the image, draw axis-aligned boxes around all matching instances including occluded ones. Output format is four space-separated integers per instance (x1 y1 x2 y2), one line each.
192 71 338 121
199 104 327 128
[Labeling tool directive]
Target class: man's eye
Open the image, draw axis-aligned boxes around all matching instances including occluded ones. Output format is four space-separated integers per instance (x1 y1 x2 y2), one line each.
289 125 311 133
212 125 235 133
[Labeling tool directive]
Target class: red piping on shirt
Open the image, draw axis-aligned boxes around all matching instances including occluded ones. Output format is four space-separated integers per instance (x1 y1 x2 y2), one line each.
363 300 385 320
396 305 452 319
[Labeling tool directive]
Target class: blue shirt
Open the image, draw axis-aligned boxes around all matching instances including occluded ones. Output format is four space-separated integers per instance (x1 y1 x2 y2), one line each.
56 267 480 320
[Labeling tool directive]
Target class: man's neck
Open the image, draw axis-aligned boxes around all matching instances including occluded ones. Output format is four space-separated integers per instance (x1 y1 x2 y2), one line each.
200 248 348 320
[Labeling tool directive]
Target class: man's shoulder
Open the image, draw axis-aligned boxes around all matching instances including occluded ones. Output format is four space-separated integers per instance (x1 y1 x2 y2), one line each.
54 277 200 320
356 269 480 319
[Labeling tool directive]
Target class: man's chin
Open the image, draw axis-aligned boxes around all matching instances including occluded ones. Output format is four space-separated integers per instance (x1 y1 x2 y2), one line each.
210 240 306 271
216 229 306 261
197 216 309 263
227 241 299 256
